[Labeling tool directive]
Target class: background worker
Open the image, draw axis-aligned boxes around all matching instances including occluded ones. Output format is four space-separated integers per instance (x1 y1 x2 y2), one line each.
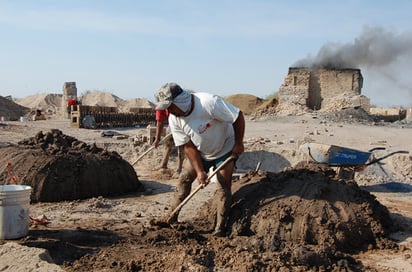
67 99 78 117
153 109 184 175
154 82 245 237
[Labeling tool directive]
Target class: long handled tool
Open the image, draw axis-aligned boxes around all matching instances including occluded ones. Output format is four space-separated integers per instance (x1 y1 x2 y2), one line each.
166 155 236 224
131 133 172 166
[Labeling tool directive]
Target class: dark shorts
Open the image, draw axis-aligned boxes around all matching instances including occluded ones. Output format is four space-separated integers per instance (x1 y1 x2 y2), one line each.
202 152 234 172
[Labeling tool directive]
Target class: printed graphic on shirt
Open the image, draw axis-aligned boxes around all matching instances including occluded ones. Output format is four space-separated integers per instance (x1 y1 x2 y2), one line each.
198 122 211 134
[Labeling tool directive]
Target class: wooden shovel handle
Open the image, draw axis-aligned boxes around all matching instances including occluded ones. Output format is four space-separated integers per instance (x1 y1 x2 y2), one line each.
167 155 236 223
131 133 172 166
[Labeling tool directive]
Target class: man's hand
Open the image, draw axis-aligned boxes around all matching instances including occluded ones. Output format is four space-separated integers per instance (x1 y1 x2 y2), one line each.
197 171 209 188
232 142 244 158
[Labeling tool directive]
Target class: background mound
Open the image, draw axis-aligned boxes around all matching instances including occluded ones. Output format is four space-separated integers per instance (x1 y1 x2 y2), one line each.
16 93 62 115
0 96 29 120
225 94 264 115
0 129 143 202
80 91 123 108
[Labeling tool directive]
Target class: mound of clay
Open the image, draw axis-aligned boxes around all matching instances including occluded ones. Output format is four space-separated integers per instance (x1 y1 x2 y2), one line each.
0 96 29 120
0 129 143 202
65 164 395 271
197 164 394 268
225 94 264 115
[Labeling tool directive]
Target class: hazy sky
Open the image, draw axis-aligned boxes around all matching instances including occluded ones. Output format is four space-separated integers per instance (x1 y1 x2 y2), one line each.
1 0 411 107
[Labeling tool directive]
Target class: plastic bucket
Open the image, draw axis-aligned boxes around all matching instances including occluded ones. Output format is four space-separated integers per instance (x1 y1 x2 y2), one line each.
0 185 32 239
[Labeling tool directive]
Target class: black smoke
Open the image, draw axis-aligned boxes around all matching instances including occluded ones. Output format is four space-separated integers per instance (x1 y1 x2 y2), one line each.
293 26 412 107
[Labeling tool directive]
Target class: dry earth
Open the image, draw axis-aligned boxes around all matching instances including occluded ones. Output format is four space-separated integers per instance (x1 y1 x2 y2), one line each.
0 93 412 271
0 110 412 271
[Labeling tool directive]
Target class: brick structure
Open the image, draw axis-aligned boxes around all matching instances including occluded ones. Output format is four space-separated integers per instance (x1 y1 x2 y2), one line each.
70 105 156 128
279 67 370 112
62 82 78 118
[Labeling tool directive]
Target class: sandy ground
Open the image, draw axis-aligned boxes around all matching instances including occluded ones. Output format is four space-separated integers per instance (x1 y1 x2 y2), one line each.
0 114 411 271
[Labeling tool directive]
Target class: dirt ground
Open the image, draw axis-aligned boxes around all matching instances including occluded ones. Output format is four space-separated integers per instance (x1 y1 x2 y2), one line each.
0 112 412 271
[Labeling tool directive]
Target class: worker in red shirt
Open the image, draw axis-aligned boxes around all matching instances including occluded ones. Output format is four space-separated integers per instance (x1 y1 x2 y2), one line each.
153 109 184 175
67 99 78 115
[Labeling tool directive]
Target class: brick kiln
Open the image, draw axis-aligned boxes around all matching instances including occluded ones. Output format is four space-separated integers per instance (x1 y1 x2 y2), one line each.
279 67 370 112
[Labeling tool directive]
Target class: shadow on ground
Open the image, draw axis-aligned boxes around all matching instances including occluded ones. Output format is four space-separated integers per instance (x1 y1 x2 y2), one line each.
23 229 122 265
362 182 412 193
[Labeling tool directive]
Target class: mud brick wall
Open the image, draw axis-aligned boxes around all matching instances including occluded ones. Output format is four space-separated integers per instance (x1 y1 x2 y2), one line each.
312 68 363 108
278 68 310 106
62 82 78 118
279 67 364 111
370 107 407 122
70 105 155 128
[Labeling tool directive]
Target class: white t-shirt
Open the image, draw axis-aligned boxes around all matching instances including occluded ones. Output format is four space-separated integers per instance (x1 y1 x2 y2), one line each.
169 92 240 160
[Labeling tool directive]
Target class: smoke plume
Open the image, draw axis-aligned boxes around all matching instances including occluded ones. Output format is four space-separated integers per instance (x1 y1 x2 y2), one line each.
293 26 412 107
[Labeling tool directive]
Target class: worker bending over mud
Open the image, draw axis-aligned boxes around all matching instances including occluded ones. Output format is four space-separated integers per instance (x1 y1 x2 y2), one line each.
154 82 245 237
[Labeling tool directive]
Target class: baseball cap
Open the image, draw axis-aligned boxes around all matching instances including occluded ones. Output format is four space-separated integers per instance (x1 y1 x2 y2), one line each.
154 83 184 110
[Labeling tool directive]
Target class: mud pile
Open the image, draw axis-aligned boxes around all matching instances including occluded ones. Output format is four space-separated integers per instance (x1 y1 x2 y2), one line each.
62 163 395 271
193 164 394 269
0 129 143 202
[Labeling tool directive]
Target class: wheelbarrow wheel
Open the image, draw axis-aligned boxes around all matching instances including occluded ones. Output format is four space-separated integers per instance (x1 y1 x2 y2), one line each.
337 167 355 180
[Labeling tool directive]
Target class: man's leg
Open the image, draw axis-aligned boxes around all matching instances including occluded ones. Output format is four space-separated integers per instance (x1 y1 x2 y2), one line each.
160 137 173 169
168 160 196 223
213 160 235 237
176 145 185 174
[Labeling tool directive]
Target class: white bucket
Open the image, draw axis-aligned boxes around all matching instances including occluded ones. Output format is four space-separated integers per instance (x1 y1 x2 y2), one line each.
0 185 32 239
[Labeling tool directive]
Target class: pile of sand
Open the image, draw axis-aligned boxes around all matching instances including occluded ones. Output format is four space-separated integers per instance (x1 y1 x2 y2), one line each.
2 92 155 119
16 93 62 115
80 91 154 112
0 96 29 120
225 94 265 115
117 98 154 112
80 91 122 108
5 92 272 120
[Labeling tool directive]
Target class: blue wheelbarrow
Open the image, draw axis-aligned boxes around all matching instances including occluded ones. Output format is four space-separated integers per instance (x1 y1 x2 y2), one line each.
299 142 409 178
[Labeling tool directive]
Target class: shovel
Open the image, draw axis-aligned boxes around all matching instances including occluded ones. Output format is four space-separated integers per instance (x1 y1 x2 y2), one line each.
165 155 237 224
131 133 172 166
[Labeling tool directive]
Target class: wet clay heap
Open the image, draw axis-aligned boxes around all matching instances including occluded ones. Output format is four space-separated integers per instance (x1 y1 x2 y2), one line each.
63 163 395 271
0 129 142 202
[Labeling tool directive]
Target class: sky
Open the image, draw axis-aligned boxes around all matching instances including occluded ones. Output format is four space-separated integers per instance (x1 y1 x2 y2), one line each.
1 0 411 107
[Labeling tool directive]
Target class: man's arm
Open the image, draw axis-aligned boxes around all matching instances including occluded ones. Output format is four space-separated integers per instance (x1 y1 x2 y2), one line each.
184 141 208 187
232 111 245 157
153 120 164 148
153 110 167 147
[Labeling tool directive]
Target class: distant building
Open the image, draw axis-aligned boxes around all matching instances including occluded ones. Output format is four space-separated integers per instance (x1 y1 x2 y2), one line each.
62 82 78 118
278 67 370 112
